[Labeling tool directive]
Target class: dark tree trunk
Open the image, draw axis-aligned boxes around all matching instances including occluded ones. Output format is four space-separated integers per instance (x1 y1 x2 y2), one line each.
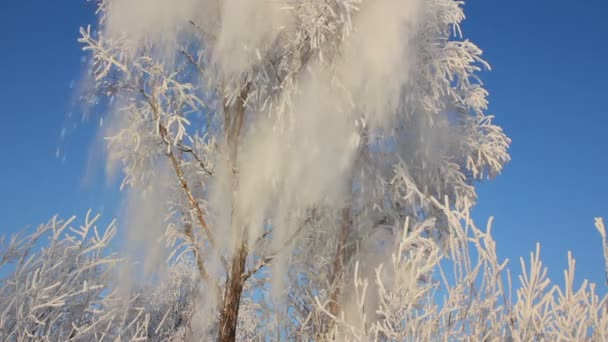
328 127 366 318
218 243 247 342
218 82 250 342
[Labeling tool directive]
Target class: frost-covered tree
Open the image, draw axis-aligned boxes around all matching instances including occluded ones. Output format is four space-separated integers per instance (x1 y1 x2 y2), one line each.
77 0 511 340
3 0 607 341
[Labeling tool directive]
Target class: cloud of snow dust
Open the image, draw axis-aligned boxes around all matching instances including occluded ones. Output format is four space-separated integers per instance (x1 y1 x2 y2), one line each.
339 0 422 128
213 0 292 77
104 0 202 42
95 0 426 318
223 0 423 244
230 0 423 293
114 161 174 290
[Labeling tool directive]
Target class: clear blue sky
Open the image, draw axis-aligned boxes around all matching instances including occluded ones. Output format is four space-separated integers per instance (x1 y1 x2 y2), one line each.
1 1 606 289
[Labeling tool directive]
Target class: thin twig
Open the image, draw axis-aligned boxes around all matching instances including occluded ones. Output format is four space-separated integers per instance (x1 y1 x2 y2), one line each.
140 89 228 274
242 215 315 281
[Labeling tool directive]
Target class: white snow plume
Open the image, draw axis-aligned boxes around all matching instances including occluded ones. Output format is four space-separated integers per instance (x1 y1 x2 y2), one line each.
95 0 425 252
82 0 511 334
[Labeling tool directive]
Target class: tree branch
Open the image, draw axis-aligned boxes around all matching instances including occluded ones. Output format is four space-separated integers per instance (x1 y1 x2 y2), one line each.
242 214 315 281
140 89 228 273
175 143 214 176
180 49 205 76
188 20 217 43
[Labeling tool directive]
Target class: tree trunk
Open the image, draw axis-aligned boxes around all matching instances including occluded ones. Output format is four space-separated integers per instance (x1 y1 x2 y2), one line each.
217 81 250 342
328 127 366 318
218 242 247 342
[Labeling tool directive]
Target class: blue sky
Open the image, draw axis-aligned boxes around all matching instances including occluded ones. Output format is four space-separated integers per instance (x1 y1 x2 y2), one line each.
0 1 606 290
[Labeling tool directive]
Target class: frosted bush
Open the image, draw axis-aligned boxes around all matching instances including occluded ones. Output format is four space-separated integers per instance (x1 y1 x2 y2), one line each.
1 214 606 340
